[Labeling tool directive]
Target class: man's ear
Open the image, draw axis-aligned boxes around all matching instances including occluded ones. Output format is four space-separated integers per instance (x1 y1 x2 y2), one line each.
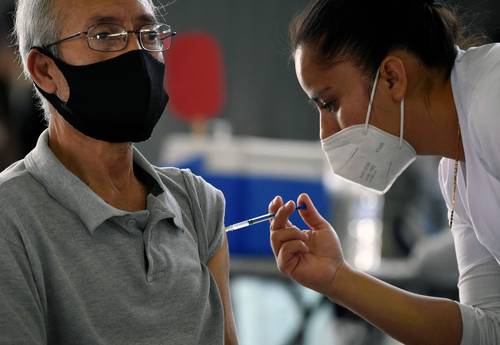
379 55 408 103
27 48 59 94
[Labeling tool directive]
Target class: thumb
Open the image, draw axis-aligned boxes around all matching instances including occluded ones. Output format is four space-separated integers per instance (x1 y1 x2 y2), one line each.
297 193 329 230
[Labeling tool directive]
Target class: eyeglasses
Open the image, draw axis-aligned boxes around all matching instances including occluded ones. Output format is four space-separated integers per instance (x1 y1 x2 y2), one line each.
43 23 176 52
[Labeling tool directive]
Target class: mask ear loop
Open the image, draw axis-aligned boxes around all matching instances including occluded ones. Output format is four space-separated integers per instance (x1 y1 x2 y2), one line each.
399 98 405 148
364 69 380 133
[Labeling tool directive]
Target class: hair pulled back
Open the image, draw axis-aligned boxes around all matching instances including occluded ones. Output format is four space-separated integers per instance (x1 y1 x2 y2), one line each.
290 0 468 77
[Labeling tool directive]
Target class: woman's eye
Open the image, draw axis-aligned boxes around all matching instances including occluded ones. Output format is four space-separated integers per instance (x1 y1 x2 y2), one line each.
320 100 339 113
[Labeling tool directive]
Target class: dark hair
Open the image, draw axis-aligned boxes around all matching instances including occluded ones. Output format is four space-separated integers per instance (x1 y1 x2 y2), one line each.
290 0 475 78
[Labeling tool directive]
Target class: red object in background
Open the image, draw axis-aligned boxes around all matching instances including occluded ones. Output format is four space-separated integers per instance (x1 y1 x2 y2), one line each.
164 32 226 123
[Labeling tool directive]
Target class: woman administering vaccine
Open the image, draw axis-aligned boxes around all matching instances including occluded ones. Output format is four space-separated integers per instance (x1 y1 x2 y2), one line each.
269 0 500 344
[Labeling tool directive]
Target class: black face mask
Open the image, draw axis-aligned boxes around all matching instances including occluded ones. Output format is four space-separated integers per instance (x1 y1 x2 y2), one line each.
33 48 169 143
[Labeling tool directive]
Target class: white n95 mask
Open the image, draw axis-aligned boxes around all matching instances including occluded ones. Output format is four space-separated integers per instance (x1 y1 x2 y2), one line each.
321 69 416 194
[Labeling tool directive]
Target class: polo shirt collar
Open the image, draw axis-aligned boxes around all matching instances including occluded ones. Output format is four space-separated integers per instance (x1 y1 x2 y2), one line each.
133 146 185 230
25 130 184 234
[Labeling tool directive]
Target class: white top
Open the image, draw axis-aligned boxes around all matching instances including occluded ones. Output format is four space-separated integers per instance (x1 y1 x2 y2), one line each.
439 43 500 345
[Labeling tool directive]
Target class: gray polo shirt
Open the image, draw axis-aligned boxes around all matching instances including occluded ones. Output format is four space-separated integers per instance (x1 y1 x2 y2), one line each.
0 130 226 345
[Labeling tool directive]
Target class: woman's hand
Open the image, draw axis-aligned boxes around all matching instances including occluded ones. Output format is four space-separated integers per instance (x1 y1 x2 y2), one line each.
270 194 463 345
269 193 345 296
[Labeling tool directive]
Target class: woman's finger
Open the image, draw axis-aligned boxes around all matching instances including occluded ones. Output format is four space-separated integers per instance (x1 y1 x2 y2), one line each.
270 200 296 231
270 226 307 256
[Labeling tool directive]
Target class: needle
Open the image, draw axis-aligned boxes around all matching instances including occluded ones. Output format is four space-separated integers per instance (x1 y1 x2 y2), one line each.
225 204 307 232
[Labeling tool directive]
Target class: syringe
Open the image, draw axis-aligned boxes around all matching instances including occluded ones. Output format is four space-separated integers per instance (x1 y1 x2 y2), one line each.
225 204 306 232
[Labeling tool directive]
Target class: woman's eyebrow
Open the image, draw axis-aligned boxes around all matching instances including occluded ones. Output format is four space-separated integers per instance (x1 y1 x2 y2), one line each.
311 87 332 102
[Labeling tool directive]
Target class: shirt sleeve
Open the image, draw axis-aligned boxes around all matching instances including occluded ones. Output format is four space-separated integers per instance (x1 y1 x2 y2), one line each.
180 169 226 262
193 174 226 259
0 234 46 345
451 213 500 345
439 159 500 345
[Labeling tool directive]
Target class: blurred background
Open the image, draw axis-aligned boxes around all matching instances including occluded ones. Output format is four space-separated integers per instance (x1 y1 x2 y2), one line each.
1 0 499 344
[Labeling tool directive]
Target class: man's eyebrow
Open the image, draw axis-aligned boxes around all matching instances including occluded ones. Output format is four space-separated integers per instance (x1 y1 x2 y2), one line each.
85 15 122 27
84 14 157 28
137 14 157 24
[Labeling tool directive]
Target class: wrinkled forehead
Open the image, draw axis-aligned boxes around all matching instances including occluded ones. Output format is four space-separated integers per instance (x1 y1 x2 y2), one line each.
57 0 156 33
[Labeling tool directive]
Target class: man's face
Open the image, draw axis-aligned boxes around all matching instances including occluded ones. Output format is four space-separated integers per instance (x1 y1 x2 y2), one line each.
55 0 160 66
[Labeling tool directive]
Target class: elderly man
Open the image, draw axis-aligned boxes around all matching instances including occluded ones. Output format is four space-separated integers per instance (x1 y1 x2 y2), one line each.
0 0 238 344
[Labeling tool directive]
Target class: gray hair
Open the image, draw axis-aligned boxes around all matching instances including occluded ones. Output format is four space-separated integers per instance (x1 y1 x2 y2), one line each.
15 0 61 121
14 0 158 122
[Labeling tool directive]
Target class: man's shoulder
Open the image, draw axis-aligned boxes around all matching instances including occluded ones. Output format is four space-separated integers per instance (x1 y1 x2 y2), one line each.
0 159 45 243
153 165 224 220
154 165 189 182
0 159 36 196
0 158 49 211
154 166 221 197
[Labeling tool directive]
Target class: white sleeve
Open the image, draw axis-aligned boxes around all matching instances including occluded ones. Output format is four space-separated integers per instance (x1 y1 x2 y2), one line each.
439 159 500 345
452 212 500 345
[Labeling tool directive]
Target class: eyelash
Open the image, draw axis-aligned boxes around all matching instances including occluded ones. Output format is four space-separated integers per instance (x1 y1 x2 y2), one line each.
319 100 339 113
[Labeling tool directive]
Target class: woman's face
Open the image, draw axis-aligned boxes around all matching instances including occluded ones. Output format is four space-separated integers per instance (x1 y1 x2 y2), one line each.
294 45 400 140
